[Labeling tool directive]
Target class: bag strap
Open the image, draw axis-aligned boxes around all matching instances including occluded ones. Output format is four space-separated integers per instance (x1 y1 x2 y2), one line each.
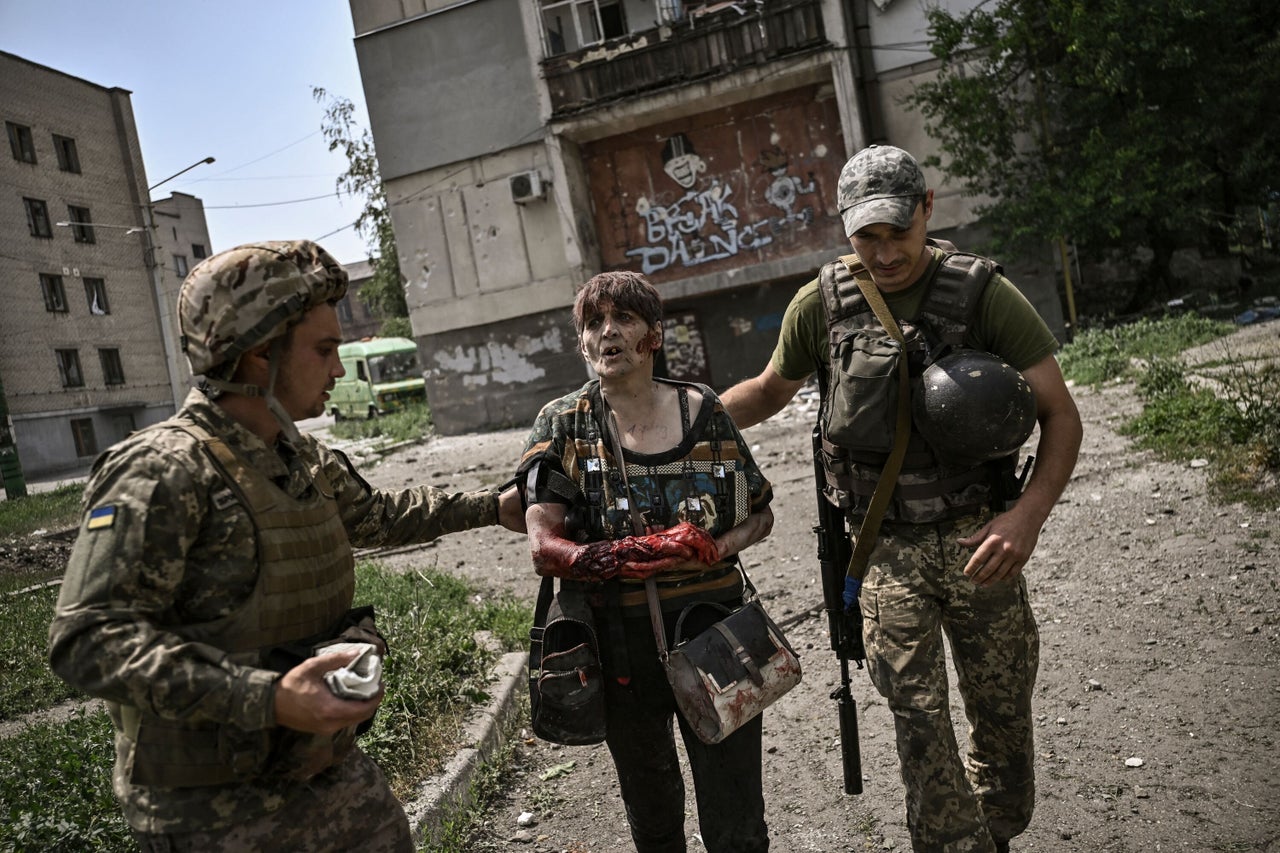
843 263 912 583
598 394 673 663
529 575 555 674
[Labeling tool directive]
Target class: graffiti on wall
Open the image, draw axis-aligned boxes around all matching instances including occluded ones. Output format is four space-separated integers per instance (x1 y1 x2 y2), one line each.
623 133 819 276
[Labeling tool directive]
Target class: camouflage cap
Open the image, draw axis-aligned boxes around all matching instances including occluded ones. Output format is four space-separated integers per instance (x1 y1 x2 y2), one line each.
179 240 348 375
837 145 926 236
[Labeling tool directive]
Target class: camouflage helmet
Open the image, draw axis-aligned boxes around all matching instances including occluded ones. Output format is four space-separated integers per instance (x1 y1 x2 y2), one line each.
179 240 348 375
912 350 1037 463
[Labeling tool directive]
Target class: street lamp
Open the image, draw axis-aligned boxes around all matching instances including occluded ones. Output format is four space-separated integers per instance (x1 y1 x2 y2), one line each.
149 156 215 193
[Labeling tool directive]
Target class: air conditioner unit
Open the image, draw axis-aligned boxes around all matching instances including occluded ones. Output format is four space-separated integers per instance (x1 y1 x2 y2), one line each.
510 171 546 204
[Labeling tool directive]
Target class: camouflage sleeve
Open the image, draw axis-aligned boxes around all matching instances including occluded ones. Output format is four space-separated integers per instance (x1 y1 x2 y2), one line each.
312 439 499 549
48 440 277 731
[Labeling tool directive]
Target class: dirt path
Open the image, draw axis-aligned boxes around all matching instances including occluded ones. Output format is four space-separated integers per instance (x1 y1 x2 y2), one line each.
353 323 1280 853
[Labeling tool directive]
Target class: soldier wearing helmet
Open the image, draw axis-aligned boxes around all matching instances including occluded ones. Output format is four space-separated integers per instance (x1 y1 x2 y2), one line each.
723 147 1082 853
49 240 524 851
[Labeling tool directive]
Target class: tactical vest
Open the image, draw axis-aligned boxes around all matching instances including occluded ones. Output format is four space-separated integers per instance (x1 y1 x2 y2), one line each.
816 243 1005 523
113 420 357 788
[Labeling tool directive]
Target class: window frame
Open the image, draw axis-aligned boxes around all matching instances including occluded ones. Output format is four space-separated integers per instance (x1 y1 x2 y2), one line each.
84 277 110 315
56 349 84 388
173 254 189 278
192 243 208 260
39 273 68 313
67 205 95 244
99 348 126 386
70 418 98 458
7 121 37 164
52 134 81 173
24 197 52 238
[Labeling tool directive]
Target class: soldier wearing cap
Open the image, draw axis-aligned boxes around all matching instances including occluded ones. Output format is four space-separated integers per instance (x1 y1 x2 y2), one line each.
48 240 523 851
723 146 1082 852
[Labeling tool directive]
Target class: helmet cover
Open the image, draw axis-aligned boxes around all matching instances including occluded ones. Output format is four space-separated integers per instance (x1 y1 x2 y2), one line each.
179 239 348 375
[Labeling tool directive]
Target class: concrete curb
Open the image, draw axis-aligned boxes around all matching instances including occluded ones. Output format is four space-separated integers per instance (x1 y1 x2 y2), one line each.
404 650 528 847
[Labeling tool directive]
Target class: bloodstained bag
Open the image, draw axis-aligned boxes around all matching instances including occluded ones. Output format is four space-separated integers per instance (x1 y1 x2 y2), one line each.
663 599 802 745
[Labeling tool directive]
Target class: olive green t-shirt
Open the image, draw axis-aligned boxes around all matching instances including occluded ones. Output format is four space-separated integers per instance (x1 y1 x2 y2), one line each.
771 248 1060 381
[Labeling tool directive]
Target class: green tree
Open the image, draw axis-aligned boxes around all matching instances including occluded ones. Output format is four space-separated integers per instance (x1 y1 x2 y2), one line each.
313 87 408 321
906 0 1280 312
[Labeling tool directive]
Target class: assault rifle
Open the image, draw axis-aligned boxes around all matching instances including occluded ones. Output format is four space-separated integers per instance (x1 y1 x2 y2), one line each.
812 427 865 795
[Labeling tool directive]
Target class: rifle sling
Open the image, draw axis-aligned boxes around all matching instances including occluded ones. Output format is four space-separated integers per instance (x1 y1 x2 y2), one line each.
845 262 912 582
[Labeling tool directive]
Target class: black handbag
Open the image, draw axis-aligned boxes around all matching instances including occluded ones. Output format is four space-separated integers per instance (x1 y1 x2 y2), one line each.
528 576 607 746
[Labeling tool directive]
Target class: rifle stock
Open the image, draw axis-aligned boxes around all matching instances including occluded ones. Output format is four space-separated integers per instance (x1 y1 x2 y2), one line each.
812 428 865 795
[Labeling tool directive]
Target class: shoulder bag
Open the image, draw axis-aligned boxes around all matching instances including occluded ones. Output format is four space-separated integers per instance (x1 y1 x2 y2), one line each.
603 399 801 745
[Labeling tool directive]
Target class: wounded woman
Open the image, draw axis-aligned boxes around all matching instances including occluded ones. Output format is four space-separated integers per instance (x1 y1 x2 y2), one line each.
517 270 774 853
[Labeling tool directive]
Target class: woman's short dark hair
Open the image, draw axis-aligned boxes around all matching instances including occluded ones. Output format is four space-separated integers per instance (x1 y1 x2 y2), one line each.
573 271 663 335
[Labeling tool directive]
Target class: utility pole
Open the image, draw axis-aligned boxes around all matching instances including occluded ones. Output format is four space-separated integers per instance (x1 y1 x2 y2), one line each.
145 157 215 409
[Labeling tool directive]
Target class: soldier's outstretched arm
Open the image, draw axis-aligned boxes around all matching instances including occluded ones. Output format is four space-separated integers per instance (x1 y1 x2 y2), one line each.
722 363 808 429
960 354 1082 585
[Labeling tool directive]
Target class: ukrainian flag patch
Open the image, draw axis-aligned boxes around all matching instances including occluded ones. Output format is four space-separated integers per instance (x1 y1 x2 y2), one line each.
87 505 117 531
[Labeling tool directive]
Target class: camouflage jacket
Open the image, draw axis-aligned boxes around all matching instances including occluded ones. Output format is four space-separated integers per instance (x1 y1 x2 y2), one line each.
48 389 498 832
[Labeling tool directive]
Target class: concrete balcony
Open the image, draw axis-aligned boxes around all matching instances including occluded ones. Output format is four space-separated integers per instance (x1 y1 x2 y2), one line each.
542 0 828 117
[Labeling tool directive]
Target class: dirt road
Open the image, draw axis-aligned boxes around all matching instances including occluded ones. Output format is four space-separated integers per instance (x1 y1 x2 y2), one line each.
354 323 1280 853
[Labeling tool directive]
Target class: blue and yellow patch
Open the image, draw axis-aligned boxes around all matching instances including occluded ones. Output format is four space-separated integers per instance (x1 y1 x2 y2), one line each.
87 505 117 531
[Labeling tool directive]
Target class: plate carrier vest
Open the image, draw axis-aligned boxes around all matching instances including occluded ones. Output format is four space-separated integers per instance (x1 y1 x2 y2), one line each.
816 241 1006 523
112 420 357 788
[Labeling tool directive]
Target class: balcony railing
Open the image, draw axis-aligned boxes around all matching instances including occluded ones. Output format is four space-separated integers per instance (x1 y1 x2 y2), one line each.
542 0 828 117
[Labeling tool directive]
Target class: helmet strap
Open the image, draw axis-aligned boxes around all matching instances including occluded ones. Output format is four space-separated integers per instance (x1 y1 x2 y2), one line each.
264 336 304 447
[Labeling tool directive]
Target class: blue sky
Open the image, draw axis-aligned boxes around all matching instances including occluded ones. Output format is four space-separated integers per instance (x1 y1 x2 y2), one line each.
2 0 373 264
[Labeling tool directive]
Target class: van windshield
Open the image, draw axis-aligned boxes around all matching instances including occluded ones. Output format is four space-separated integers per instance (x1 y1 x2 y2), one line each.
368 350 420 383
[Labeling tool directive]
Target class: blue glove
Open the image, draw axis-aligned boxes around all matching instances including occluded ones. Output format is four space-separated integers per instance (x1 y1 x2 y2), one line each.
842 576 862 612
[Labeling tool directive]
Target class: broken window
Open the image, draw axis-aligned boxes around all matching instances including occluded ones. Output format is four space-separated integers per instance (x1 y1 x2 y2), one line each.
68 205 95 244
56 349 84 388
40 273 68 313
84 277 110 315
53 134 80 173
540 0 628 56
99 348 125 386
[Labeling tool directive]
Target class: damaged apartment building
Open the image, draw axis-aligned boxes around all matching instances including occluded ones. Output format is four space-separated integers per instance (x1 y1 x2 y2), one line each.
348 0 1066 434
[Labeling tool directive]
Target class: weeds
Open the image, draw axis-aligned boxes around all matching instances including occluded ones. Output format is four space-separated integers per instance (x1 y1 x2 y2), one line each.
330 402 434 445
1061 314 1279 506
0 484 83 540
1059 314 1233 386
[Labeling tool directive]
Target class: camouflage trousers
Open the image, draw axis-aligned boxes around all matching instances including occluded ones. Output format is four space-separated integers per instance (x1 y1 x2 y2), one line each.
130 749 413 853
858 510 1039 853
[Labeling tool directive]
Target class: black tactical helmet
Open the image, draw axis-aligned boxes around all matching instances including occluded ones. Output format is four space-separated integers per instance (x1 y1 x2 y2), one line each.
912 350 1037 463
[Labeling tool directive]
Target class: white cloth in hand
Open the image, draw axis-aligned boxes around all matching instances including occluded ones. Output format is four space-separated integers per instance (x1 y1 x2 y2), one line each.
319 642 382 700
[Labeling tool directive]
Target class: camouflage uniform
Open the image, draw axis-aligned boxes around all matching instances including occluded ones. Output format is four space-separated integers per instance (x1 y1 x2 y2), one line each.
769 147 1060 852
49 388 498 846
861 511 1038 852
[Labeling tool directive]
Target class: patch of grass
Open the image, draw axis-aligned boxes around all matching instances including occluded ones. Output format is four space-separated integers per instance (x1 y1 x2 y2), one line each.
330 402 434 445
0 561 530 850
0 709 132 852
0 484 83 539
0 582 80 720
1122 355 1280 508
1059 314 1233 386
357 561 528 798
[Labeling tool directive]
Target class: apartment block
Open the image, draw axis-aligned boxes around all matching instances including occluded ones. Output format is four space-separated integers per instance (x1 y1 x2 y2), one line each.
1 51 182 479
349 0 1066 435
